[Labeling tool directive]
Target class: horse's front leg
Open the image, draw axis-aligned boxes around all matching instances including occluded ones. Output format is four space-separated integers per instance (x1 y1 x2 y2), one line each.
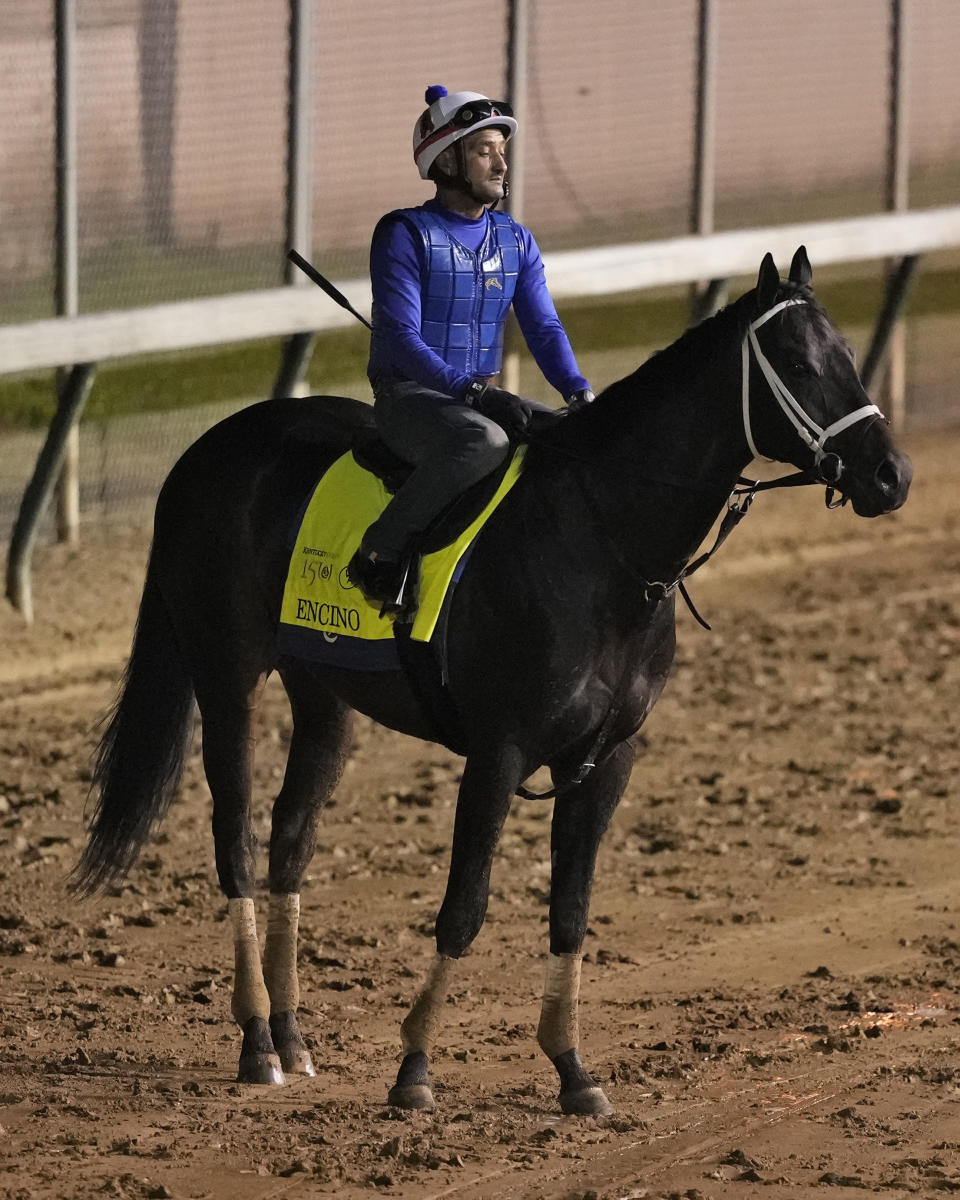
540 738 635 1116
389 746 523 1110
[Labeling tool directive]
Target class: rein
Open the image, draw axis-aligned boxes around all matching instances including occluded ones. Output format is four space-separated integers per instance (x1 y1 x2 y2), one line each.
514 466 817 802
517 296 881 803
528 295 883 626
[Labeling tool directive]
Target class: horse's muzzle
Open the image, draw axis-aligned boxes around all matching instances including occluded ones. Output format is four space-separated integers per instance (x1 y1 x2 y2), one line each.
851 448 913 516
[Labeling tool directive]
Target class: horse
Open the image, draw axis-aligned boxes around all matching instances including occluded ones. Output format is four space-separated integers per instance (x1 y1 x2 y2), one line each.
71 248 911 1117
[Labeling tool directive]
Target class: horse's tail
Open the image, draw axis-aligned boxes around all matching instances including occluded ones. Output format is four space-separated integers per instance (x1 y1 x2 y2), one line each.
70 551 195 896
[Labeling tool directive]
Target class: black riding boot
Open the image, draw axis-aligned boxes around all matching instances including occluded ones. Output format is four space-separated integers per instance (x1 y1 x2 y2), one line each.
346 545 407 605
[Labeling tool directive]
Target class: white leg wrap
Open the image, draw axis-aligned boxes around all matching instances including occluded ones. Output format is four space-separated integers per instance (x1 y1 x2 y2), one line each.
400 954 457 1056
537 953 581 1060
229 897 270 1025
262 892 300 1013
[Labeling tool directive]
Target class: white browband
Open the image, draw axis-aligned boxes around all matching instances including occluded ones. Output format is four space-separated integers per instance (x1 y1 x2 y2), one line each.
741 298 882 469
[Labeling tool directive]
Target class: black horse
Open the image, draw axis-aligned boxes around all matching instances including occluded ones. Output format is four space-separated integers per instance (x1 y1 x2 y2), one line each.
72 249 911 1117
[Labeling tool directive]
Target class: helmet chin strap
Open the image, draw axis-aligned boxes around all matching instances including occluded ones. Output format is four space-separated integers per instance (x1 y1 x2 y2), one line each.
437 141 507 209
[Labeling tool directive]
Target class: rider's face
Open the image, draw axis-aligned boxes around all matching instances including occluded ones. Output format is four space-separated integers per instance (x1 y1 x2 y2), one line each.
461 128 508 203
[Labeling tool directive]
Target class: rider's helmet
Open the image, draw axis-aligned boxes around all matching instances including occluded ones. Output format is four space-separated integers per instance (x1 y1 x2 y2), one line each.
412 85 518 181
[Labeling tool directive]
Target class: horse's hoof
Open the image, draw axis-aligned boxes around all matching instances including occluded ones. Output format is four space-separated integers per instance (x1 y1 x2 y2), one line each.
552 1049 613 1117
559 1085 614 1117
387 1082 435 1110
237 1053 285 1086
269 1011 316 1076
278 1044 316 1077
389 1050 433 1109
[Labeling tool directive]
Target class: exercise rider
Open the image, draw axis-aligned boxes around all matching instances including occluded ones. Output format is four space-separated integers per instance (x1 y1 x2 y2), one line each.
347 84 594 604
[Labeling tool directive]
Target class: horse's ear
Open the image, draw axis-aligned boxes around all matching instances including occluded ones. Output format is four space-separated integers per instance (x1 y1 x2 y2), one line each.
789 245 812 286
756 252 780 310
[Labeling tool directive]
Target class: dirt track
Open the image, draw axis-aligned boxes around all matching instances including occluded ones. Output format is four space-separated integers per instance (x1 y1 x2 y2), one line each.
1 427 959 1200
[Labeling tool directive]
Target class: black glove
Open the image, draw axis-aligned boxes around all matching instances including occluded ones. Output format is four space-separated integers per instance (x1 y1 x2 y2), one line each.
465 381 540 441
565 388 595 414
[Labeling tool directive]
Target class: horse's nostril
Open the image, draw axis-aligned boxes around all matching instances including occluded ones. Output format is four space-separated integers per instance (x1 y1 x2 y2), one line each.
875 458 900 493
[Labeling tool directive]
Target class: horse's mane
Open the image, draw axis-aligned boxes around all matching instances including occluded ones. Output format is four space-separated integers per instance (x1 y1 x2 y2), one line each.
528 280 823 469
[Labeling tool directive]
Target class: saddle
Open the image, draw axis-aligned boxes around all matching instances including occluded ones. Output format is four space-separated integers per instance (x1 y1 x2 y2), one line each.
278 439 525 644
277 437 527 753
349 427 516 556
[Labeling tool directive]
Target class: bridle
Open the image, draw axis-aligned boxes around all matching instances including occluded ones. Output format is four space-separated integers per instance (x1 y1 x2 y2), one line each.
527 296 887 640
743 297 883 487
517 296 888 804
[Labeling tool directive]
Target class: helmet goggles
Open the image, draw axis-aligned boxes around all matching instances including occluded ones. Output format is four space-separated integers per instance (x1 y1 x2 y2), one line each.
417 99 513 157
446 98 513 129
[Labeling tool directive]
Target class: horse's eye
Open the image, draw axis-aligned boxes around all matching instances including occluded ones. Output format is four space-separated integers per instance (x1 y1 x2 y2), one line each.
790 361 812 376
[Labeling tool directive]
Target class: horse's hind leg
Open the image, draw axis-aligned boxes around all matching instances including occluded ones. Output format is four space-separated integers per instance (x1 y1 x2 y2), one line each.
390 746 522 1110
194 666 282 1085
539 739 636 1117
262 665 353 1077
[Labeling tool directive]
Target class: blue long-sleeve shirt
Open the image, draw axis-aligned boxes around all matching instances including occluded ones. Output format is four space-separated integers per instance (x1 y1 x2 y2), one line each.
367 199 589 399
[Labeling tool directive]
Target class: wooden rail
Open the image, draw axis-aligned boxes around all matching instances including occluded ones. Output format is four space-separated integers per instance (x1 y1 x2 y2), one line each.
1 206 958 377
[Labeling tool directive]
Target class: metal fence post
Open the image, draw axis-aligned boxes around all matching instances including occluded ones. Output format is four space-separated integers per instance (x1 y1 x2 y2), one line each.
139 0 178 247
691 0 716 242
285 0 313 284
6 365 96 623
5 1 96 620
501 0 528 395
55 0 80 543
861 254 919 391
273 0 316 400
690 0 724 323
881 0 911 428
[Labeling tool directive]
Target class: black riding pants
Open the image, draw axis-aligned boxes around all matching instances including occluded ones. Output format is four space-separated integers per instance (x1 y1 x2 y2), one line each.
360 381 512 561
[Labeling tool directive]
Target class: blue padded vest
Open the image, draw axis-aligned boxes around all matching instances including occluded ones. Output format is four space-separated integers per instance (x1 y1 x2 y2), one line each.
401 207 523 379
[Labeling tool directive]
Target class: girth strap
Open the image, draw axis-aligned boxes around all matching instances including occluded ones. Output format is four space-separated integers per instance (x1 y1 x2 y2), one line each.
516 702 623 801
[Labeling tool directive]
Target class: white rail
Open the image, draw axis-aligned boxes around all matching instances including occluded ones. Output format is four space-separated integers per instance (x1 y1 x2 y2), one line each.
544 206 960 298
2 205 959 377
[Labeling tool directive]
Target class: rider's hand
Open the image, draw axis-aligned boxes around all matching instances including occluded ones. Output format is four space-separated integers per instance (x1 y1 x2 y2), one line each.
565 388 595 414
468 382 540 441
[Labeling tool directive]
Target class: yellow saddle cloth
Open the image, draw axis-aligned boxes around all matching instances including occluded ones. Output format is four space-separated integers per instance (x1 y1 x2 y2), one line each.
277 446 526 668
